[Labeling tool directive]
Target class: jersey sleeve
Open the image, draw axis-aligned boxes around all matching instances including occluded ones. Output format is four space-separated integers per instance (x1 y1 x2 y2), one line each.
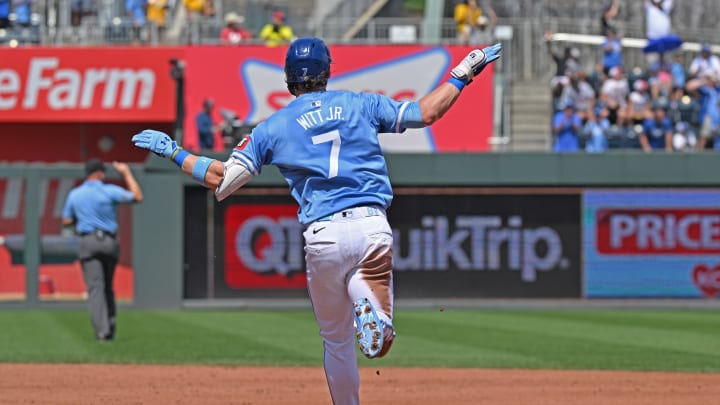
62 192 75 220
230 123 271 175
363 93 412 134
105 184 135 203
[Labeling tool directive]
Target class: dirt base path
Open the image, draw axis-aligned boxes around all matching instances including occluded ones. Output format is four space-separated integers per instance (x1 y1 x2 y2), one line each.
1 364 718 405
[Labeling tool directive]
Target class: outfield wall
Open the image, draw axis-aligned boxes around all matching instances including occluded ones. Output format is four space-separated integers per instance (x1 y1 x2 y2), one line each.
171 152 720 303
2 152 720 308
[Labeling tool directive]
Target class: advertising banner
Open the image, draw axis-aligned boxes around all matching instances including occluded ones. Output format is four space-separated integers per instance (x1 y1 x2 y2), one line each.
183 45 495 153
389 191 581 298
184 189 581 299
584 190 720 298
0 47 182 122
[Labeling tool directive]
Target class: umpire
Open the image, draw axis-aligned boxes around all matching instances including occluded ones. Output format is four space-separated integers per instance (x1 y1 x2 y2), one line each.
62 159 143 341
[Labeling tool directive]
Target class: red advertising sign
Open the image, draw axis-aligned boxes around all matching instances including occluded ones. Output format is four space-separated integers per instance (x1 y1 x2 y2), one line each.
596 208 720 255
184 45 494 153
0 47 182 122
223 204 307 289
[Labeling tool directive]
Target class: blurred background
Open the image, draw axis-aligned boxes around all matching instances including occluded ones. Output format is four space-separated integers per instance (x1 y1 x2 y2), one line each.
2 0 720 309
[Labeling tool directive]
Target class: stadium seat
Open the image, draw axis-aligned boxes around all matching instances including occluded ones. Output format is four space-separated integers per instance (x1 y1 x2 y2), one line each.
624 124 644 149
605 125 628 149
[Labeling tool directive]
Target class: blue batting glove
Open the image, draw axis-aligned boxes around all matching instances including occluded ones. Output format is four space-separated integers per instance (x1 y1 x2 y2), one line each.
132 129 179 158
451 43 503 84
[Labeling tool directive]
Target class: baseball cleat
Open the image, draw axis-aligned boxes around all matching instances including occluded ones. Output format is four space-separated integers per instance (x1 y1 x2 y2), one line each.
353 298 395 359
375 323 396 359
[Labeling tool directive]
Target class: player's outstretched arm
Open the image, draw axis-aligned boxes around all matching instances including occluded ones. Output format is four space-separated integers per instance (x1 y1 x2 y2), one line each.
131 129 225 189
417 43 502 126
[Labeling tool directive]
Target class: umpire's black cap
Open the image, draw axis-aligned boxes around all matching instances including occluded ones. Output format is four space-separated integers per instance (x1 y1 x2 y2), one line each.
85 158 106 176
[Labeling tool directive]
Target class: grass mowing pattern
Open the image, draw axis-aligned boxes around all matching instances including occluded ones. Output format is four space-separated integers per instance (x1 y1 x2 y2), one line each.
0 309 718 372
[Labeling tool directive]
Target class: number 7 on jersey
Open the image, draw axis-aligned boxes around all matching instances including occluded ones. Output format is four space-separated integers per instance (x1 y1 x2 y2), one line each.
312 130 341 178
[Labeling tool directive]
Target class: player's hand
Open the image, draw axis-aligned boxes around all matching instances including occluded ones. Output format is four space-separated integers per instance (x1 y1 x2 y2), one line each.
132 129 179 158
451 43 503 84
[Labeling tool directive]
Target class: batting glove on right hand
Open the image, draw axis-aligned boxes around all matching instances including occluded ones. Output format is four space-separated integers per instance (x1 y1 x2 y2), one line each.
451 43 503 85
132 129 181 158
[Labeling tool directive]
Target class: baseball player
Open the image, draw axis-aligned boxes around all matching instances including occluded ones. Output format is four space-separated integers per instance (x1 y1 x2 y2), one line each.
132 37 501 404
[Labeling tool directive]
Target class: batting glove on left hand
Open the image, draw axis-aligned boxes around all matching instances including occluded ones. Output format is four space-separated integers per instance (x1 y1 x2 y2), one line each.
132 129 179 158
451 43 503 84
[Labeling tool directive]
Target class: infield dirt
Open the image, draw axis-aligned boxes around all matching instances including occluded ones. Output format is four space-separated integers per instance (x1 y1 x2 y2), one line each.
1 364 719 404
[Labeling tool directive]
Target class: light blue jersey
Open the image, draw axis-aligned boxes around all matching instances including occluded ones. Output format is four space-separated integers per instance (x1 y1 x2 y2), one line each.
62 180 134 234
232 90 412 225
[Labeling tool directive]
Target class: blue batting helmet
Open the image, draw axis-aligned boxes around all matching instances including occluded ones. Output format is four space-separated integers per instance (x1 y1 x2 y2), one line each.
285 37 331 85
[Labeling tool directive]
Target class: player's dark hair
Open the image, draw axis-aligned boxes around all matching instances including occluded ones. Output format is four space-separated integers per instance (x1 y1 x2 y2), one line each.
287 71 330 96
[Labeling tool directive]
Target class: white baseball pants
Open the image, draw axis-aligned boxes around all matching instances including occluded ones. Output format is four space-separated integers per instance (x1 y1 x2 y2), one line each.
303 206 394 405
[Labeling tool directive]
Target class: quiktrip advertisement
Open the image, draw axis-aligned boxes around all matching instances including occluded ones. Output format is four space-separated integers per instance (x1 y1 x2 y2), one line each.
183 189 581 299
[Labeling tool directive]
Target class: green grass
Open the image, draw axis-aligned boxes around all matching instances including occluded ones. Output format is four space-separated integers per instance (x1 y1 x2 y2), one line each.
0 309 718 372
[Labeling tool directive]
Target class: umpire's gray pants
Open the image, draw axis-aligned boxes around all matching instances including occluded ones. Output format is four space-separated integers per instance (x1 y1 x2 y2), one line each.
78 232 119 340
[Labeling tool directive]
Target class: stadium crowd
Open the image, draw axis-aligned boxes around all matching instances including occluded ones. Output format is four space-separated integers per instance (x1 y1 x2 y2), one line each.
0 0 293 46
549 0 720 153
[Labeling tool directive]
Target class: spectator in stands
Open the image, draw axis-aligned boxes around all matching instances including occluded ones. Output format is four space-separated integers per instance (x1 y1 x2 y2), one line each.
183 0 214 44
220 12 251 45
552 99 582 152
688 44 720 80
454 0 496 45
584 108 610 153
626 79 651 125
0 0 9 29
455 0 477 45
639 103 673 152
259 10 294 47
126 0 148 43
601 27 623 75
644 0 673 41
672 121 697 152
70 0 93 28
146 0 168 41
686 72 720 150
647 53 674 99
600 66 629 125
545 30 581 98
12 0 31 27
560 69 596 123
670 52 686 89
196 98 219 150
600 0 621 36
665 85 687 125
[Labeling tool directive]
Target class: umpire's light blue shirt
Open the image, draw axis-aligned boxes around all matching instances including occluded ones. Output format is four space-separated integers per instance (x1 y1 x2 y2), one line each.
62 180 134 234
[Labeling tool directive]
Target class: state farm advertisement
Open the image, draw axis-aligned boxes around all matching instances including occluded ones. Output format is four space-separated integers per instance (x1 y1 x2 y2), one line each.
0 47 181 122
584 190 720 298
183 45 494 153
